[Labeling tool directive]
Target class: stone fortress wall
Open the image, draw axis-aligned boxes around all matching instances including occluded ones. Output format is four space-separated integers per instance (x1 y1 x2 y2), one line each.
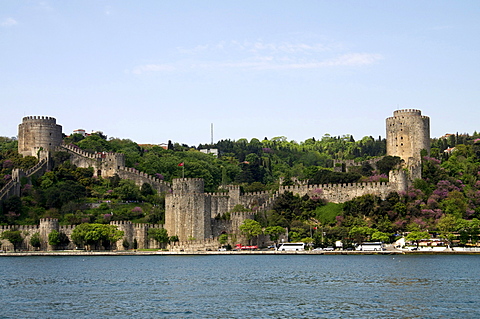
333 157 383 173
0 218 167 251
0 109 430 250
0 151 50 202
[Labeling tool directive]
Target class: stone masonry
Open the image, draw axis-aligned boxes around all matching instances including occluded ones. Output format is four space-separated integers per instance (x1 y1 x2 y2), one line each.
0 109 430 250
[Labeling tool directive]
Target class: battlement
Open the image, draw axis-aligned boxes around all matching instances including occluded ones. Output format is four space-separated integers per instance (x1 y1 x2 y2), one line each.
280 182 391 192
242 190 272 197
392 109 422 116
25 159 48 176
59 225 76 231
206 192 230 197
0 224 39 231
387 110 424 123
110 221 133 226
22 116 57 124
61 144 102 159
40 218 59 222
230 211 256 219
137 223 163 229
0 180 15 200
117 167 171 187
173 178 204 182
172 178 204 194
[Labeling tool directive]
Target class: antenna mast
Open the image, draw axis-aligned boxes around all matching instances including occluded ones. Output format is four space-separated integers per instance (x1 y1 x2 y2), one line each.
211 123 214 145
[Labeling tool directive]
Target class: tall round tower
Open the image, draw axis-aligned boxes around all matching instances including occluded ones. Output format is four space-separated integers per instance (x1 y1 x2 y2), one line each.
386 109 430 162
18 116 63 157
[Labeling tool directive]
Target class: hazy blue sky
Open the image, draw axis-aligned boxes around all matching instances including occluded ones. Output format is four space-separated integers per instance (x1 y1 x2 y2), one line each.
1 1 479 146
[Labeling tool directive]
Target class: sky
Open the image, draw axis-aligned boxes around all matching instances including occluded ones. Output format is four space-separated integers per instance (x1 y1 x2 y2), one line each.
1 1 480 146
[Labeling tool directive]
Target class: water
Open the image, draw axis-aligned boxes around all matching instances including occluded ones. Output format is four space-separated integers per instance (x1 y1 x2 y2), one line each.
1 255 479 318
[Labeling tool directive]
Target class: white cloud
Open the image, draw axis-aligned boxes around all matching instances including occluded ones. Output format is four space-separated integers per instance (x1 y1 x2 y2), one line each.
132 64 176 74
132 40 383 74
322 53 384 67
1 18 18 27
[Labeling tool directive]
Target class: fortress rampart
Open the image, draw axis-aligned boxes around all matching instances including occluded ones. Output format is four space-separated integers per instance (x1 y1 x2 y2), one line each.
279 182 395 203
1 109 430 250
333 157 382 173
116 167 171 193
0 219 169 251
0 158 49 202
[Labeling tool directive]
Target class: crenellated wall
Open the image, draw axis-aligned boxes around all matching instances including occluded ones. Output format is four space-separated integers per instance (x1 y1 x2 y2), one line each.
0 219 168 252
3 109 431 250
279 182 396 203
116 166 171 193
333 157 383 173
58 144 171 192
0 158 49 203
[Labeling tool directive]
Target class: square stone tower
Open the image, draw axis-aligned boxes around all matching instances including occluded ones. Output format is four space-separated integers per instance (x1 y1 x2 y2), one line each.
165 178 212 241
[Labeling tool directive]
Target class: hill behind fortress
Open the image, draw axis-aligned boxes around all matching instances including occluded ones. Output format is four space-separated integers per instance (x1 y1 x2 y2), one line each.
1 110 480 252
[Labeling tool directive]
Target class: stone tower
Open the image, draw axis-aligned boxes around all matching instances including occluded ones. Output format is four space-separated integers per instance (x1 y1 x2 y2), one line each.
386 109 430 186
386 109 430 163
165 178 212 242
39 218 59 250
18 116 63 157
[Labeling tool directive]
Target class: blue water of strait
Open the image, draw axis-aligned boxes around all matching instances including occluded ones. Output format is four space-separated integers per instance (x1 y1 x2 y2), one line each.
0 255 479 318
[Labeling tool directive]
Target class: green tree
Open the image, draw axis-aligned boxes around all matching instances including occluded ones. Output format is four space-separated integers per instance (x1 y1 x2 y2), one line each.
48 230 64 247
140 182 156 197
264 226 285 244
218 233 229 246
71 223 124 250
30 232 42 250
376 156 401 175
371 231 390 243
239 219 263 245
349 226 375 244
147 228 169 248
405 231 430 248
114 180 142 201
300 237 314 245
1 230 23 251
436 214 459 247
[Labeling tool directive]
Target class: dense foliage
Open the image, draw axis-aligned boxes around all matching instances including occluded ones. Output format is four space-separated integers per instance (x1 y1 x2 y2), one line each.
2 130 480 247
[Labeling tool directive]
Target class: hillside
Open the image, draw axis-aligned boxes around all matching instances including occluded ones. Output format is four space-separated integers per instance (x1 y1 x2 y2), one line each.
2 131 480 247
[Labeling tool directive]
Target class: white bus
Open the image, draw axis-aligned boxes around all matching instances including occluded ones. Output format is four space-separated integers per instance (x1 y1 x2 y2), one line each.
278 242 305 251
356 242 384 251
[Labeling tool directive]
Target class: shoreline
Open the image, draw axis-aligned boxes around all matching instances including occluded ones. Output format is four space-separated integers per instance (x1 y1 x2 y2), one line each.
1 249 480 257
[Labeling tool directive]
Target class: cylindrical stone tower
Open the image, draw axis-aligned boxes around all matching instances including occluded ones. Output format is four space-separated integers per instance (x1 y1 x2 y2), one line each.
165 178 211 242
386 109 430 162
18 116 63 157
